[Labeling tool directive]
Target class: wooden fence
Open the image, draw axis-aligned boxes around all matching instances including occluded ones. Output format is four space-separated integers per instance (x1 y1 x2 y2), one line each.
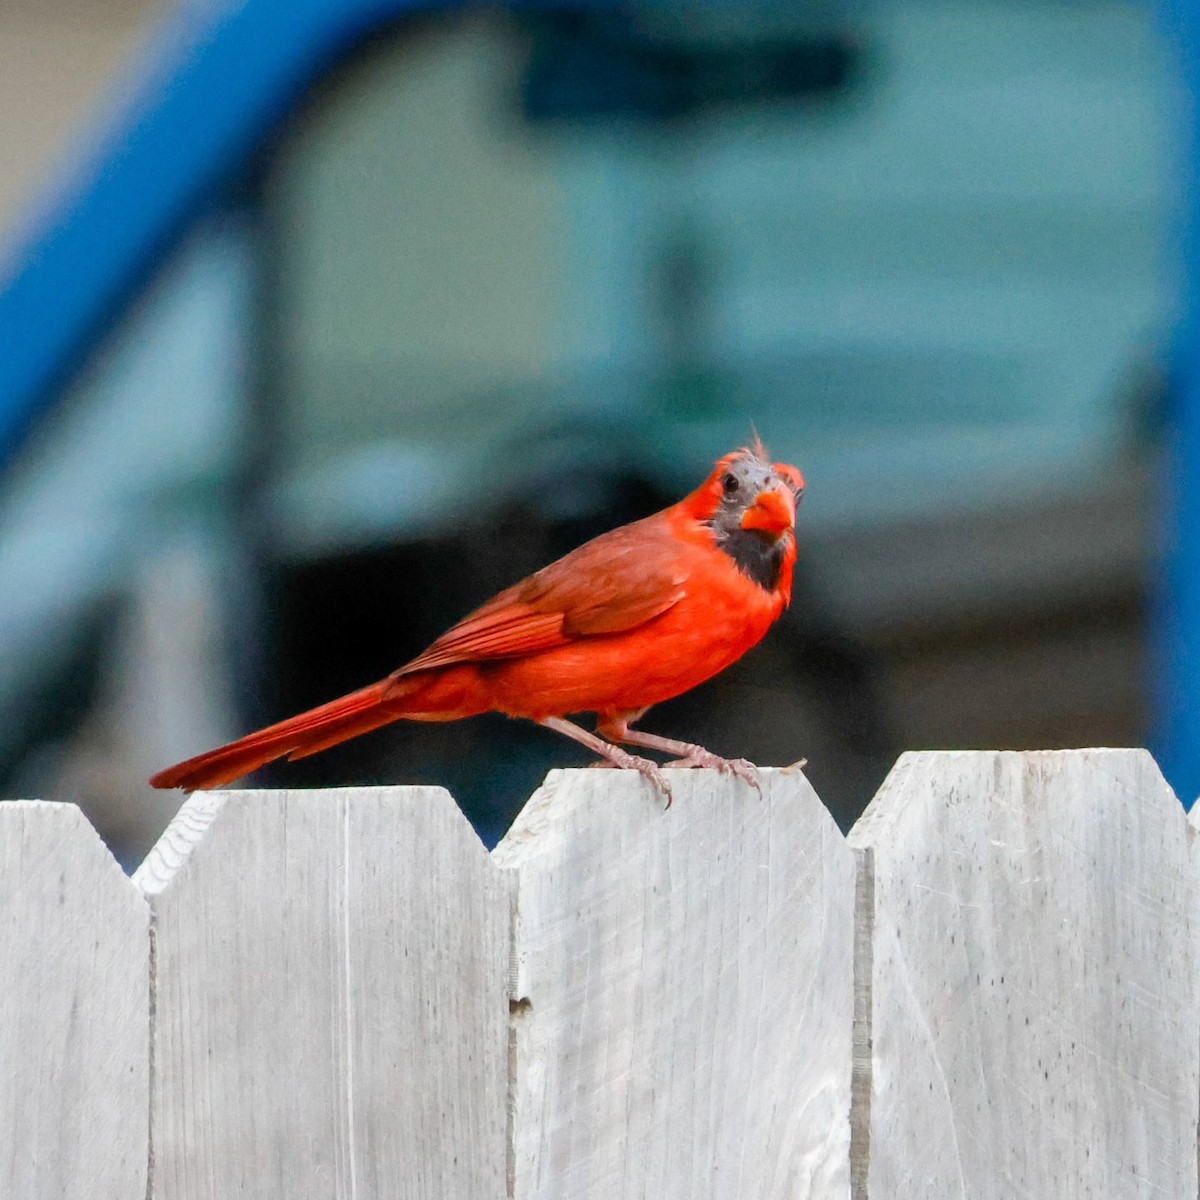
2 749 1197 1198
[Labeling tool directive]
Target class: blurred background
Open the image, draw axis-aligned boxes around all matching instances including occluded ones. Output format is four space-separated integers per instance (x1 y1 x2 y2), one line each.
0 0 1193 865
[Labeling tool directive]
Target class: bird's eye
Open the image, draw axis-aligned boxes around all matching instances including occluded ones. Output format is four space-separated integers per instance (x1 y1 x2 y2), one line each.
722 473 740 496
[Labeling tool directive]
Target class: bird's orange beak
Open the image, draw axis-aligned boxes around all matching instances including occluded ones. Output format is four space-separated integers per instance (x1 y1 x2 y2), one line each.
740 486 795 535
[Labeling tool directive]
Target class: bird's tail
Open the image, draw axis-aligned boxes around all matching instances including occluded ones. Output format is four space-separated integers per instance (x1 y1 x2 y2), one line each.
150 680 399 791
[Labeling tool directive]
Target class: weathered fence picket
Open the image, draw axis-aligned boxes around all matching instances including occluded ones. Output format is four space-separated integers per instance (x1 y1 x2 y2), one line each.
0 802 148 1198
133 787 510 1200
1 749 1197 1199
848 750 1199 1199
495 767 854 1200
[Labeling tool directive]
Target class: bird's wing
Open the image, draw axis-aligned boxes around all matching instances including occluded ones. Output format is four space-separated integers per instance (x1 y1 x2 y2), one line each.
539 521 688 637
390 518 688 678
391 604 568 676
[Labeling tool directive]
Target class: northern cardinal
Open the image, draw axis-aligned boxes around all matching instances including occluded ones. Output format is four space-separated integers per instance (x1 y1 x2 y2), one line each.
151 441 804 803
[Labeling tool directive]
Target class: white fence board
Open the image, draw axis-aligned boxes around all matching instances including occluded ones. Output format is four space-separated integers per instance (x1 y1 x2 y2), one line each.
847 749 1198 1199
495 767 855 1200
135 787 510 1200
0 801 149 1199
3 752 1198 1196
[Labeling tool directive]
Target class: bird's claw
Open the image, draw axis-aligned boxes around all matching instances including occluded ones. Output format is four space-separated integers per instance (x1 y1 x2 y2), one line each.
663 749 762 797
594 748 674 808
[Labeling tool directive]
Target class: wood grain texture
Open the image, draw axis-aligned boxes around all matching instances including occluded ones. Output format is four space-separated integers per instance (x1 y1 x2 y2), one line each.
0 801 149 1198
848 749 1198 1198
494 767 854 1200
135 787 510 1200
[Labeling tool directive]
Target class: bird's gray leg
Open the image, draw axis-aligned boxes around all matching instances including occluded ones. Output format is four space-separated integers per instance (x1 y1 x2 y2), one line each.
596 717 764 797
538 715 673 807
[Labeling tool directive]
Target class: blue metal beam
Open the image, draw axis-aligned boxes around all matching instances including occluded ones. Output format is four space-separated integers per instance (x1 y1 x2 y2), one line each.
1155 0 1200 804
0 0 463 466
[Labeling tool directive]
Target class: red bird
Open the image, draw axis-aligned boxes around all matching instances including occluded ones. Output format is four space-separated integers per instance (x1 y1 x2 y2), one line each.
151 442 804 802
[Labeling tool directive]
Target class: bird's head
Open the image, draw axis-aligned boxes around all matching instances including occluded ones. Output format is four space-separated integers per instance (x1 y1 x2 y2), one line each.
687 440 804 537
683 439 805 592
